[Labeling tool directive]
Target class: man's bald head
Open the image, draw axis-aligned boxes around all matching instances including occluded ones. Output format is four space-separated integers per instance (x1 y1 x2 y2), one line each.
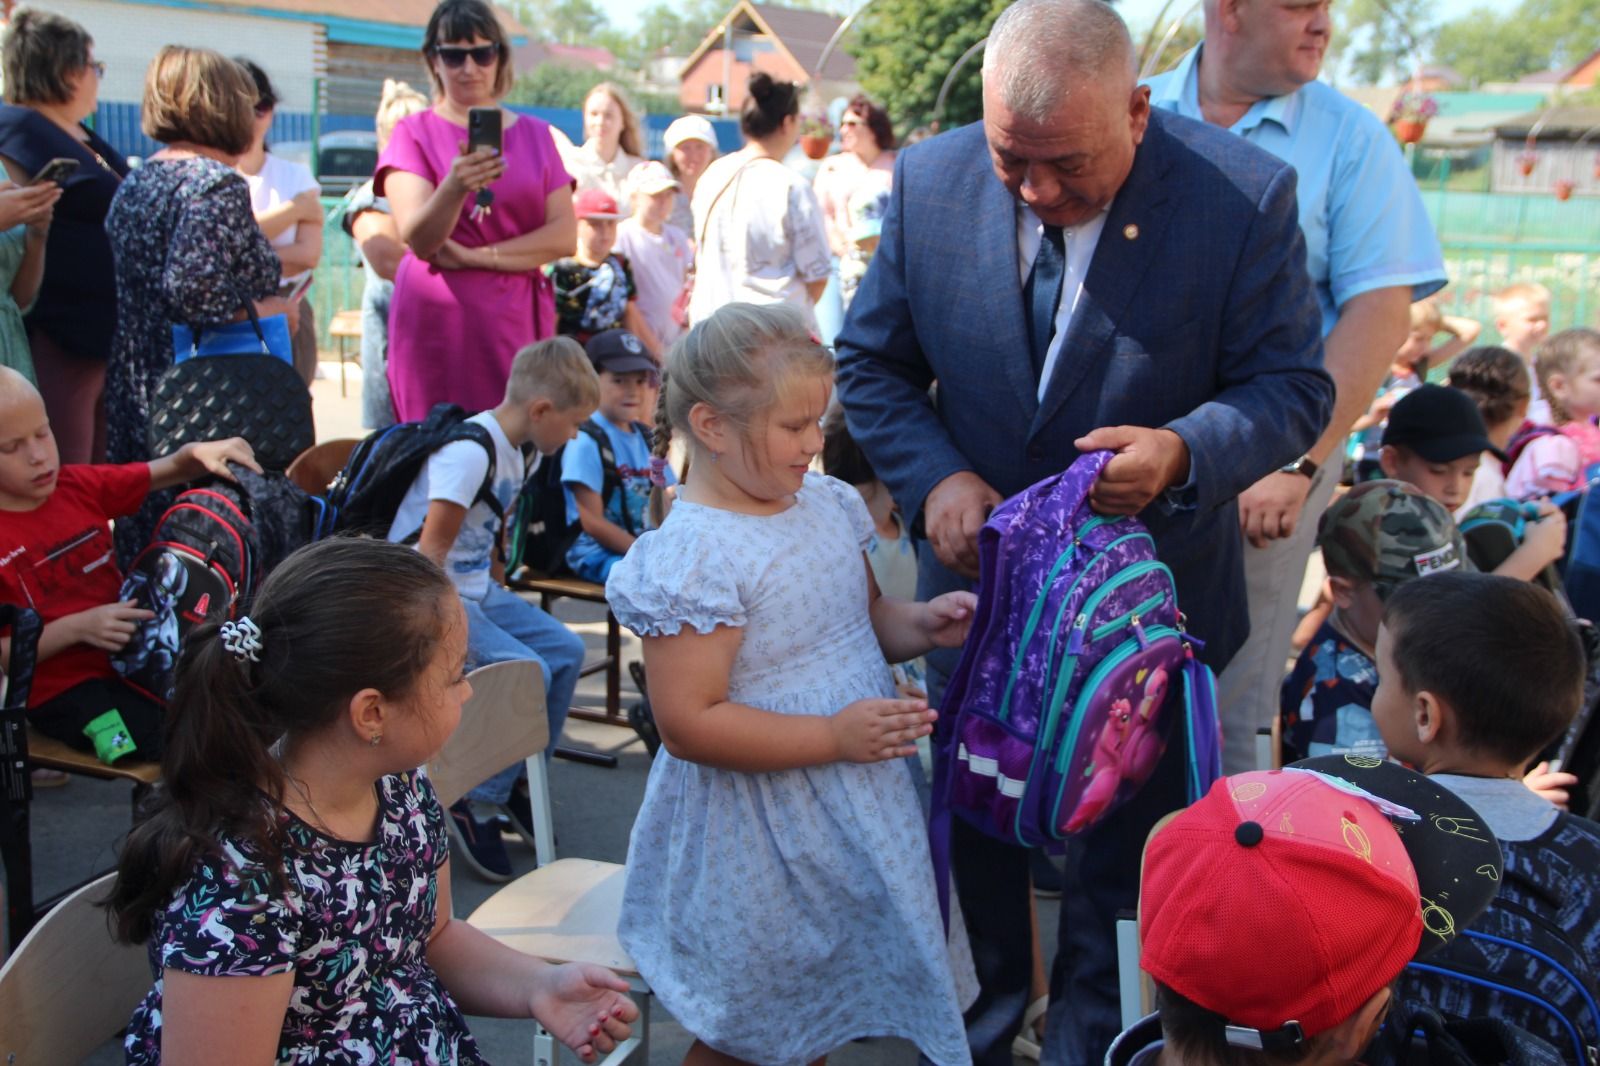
982 0 1136 124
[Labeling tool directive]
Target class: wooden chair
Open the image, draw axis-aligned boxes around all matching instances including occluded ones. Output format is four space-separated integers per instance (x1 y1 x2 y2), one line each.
468 859 650 1066
328 309 363 398
26 728 160 788
507 572 624 724
428 660 555 870
286 437 361 495
0 872 151 1063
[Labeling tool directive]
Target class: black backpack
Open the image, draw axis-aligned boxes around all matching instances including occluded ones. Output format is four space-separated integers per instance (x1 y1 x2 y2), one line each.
110 465 311 701
1401 885 1600 1064
506 420 649 578
1367 1003 1567 1066
321 404 502 540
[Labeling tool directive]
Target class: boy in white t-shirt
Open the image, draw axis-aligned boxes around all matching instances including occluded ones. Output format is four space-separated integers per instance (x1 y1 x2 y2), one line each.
388 337 599 880
561 330 674 583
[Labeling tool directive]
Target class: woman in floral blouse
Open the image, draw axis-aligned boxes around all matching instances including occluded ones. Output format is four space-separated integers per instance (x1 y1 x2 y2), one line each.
103 45 297 564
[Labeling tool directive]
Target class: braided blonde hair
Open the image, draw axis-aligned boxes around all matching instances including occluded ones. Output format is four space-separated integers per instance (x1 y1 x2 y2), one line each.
649 303 834 525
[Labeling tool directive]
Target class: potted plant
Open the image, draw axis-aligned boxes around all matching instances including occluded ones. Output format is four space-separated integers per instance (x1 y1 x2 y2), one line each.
799 111 832 159
1388 90 1438 144
1555 179 1576 201
1518 147 1539 177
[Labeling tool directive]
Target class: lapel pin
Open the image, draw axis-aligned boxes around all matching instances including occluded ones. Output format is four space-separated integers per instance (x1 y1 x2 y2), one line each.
1123 224 1139 240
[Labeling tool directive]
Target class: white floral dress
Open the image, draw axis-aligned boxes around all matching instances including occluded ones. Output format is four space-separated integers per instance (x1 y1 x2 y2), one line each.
606 473 974 1066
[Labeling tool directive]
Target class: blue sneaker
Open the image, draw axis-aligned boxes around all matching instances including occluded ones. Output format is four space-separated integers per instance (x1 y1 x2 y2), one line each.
446 799 512 882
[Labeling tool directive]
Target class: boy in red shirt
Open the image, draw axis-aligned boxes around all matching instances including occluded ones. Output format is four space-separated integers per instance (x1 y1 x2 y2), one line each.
0 366 258 762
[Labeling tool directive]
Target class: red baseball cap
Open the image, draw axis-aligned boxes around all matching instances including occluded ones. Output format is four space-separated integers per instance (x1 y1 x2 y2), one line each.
574 187 627 221
1140 758 1502 1049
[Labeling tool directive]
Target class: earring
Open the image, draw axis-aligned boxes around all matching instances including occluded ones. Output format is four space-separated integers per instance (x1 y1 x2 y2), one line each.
369 734 382 747
710 451 721 464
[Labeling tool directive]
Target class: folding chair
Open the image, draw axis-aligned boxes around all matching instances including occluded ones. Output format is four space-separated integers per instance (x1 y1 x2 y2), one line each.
428 660 555 871
0 872 151 1063
285 437 361 496
431 660 650 1062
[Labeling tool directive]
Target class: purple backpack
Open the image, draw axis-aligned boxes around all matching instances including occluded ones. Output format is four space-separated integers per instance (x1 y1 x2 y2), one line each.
932 451 1222 861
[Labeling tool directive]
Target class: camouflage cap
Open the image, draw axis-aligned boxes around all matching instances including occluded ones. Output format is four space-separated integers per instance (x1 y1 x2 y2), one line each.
1317 479 1469 591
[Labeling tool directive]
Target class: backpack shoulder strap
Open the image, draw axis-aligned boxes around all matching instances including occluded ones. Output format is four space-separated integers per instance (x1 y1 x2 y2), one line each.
450 422 504 521
578 420 635 535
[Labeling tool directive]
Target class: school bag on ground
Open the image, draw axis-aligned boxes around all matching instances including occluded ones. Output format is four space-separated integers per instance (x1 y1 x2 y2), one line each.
1399 885 1600 1066
504 420 650 578
111 464 310 701
930 451 1222 904
319 403 502 540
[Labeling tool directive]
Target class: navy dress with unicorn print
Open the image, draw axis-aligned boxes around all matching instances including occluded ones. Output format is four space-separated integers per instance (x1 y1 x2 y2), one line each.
123 771 484 1065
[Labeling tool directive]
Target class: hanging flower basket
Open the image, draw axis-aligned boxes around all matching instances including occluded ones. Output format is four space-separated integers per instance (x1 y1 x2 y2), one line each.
1555 179 1576 202
1592 151 1600 180
1517 150 1538 177
1393 119 1427 144
798 111 832 159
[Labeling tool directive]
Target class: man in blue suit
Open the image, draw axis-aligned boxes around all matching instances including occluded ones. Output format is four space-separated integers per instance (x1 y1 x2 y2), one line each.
834 0 1333 1062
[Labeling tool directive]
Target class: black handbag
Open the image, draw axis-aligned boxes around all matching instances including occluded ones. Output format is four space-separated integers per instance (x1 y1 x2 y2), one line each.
149 293 314 471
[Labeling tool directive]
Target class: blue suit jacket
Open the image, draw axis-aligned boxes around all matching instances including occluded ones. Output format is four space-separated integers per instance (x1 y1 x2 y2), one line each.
834 109 1333 669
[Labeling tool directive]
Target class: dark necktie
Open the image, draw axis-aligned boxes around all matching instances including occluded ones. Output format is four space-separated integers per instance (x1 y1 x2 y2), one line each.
1025 224 1067 381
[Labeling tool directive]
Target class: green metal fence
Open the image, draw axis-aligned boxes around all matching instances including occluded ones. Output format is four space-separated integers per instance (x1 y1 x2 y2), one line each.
308 193 1600 351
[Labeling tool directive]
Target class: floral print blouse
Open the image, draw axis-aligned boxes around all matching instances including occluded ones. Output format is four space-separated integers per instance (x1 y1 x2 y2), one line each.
124 771 485 1066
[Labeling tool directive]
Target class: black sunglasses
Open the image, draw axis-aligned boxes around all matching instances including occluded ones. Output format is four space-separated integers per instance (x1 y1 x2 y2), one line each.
433 43 499 68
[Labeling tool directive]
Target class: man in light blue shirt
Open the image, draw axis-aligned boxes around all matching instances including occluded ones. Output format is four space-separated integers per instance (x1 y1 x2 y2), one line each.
1144 0 1448 774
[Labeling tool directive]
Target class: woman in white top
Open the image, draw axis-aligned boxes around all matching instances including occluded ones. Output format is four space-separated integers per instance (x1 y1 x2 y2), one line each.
688 73 830 330
662 114 718 238
236 58 322 385
812 95 896 260
559 82 642 200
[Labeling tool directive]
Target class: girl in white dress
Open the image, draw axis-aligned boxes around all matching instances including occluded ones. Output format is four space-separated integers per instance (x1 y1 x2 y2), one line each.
606 302 977 1066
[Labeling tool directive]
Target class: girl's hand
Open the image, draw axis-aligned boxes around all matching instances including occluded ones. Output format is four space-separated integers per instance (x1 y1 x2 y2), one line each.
832 698 937 763
442 143 505 197
1524 761 1578 811
919 591 978 648
529 963 638 1062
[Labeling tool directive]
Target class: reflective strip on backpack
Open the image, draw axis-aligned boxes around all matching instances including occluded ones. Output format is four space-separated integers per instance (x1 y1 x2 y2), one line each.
957 744 1027 798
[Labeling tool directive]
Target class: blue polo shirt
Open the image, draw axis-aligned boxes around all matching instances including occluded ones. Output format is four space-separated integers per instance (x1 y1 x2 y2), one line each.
1145 47 1446 337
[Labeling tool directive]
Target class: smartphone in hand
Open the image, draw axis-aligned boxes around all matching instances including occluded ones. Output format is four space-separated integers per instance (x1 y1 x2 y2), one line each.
29 158 79 186
467 107 502 155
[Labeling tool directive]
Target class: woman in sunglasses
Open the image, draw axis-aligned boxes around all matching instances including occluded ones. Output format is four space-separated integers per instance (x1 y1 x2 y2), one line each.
376 0 576 423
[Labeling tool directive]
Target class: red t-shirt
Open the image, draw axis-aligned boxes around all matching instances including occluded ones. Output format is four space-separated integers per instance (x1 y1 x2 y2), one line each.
0 464 150 707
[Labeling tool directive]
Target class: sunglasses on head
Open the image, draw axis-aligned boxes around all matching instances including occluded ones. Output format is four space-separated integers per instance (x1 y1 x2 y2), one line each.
433 43 499 68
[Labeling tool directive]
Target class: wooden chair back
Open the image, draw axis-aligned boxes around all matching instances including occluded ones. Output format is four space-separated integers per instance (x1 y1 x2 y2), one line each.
285 437 361 496
429 660 555 868
0 873 150 1063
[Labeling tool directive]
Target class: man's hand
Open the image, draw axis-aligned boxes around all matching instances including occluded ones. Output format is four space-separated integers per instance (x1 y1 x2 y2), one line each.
1073 426 1190 515
1238 470 1314 548
924 471 1001 578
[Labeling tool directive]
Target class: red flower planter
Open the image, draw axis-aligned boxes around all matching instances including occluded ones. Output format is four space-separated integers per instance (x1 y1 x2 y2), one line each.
1393 119 1427 145
1555 180 1576 202
799 135 831 160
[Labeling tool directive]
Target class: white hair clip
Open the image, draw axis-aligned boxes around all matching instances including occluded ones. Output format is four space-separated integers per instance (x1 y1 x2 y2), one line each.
220 617 263 663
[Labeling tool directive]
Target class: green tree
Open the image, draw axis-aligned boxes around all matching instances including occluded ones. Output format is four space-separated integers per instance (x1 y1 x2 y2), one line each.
848 0 1011 133
1326 0 1435 85
1431 0 1597 84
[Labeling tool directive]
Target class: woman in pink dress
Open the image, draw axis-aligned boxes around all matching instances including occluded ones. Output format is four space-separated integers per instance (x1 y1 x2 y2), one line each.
376 0 575 422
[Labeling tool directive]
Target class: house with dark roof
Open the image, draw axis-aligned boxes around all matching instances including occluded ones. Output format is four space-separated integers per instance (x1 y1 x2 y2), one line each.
678 1 859 115
1490 105 1600 196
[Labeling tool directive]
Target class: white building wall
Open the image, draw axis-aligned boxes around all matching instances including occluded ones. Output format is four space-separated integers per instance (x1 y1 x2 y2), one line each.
47 0 318 111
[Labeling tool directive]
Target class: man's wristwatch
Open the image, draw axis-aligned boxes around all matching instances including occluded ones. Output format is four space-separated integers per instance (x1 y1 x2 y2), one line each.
1280 455 1318 479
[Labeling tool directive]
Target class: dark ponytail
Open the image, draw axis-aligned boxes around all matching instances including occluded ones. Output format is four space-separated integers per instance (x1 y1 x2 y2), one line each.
105 538 455 944
740 72 799 141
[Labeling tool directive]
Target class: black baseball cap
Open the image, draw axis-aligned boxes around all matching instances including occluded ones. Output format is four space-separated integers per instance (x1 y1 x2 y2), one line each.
1382 384 1506 463
584 329 657 376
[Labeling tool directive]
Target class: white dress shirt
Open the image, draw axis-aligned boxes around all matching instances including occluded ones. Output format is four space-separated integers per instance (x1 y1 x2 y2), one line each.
1016 204 1110 401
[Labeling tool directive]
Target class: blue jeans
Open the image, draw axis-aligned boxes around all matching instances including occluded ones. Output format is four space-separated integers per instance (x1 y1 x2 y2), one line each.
461 584 585 804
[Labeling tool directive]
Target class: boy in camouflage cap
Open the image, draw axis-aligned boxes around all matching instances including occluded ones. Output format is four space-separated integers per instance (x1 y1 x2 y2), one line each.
1278 480 1467 761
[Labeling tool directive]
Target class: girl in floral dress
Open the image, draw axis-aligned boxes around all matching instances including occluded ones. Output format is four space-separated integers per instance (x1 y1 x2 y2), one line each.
107 538 637 1064
606 302 977 1065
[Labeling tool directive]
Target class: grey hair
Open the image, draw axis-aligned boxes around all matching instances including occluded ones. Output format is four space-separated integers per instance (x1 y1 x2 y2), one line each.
982 0 1136 122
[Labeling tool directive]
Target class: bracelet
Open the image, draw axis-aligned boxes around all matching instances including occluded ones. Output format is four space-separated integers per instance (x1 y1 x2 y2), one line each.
491 245 500 270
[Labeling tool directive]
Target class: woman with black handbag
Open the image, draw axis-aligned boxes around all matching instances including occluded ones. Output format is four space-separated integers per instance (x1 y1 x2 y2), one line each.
104 45 299 567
